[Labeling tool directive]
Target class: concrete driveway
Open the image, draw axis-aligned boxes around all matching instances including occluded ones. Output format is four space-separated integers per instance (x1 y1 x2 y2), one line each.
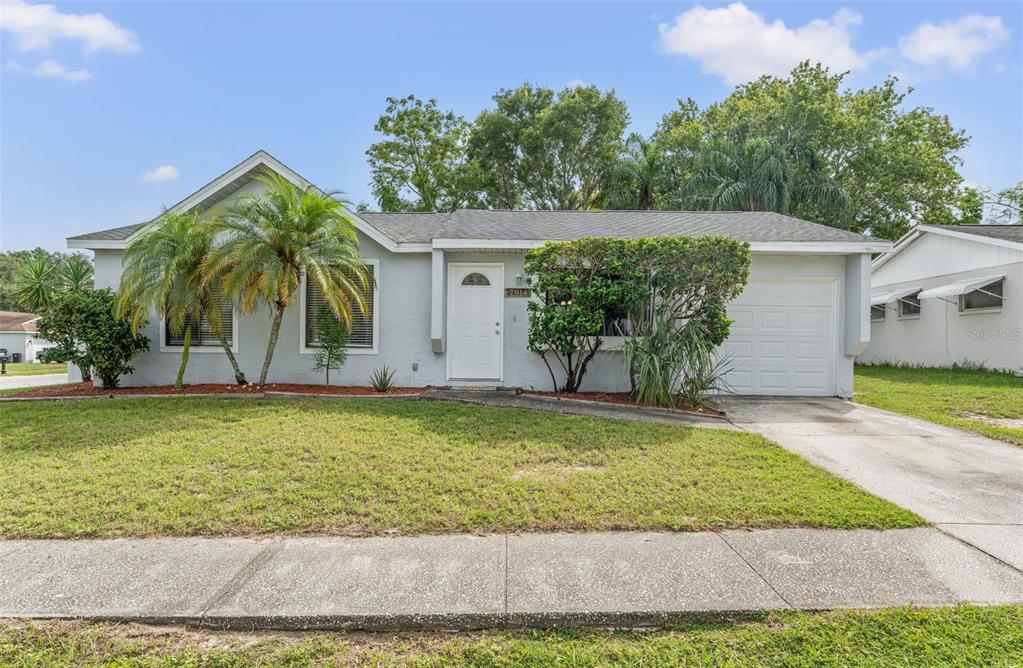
0 372 68 391
716 397 1023 571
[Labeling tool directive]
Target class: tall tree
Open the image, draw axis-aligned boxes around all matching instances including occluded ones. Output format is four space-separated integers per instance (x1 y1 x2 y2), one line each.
658 62 968 239
116 211 247 388
207 171 369 385
598 134 667 210
985 182 1023 225
687 137 849 218
469 84 629 210
366 95 479 212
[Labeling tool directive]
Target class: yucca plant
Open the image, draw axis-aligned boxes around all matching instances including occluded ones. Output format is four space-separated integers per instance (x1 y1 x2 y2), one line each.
61 255 94 292
369 366 395 392
12 256 60 312
206 170 370 385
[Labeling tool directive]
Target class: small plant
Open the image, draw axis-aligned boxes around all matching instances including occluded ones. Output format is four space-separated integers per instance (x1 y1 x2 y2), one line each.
311 306 351 386
369 366 395 392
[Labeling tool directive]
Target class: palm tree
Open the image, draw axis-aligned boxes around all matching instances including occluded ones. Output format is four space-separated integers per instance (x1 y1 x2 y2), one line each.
13 256 60 312
687 137 850 221
206 170 369 385
116 211 247 388
600 134 665 210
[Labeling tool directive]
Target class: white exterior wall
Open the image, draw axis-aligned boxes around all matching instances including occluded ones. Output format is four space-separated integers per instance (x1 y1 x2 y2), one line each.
0 332 30 361
89 244 861 396
862 233 1023 372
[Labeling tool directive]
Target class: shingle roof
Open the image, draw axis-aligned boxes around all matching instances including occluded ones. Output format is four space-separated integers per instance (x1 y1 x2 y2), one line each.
70 209 882 246
0 311 39 333
68 222 149 242
358 209 879 244
933 224 1023 244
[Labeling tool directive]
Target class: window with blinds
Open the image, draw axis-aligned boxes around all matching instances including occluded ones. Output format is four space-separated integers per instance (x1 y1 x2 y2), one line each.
165 292 234 347
305 264 375 349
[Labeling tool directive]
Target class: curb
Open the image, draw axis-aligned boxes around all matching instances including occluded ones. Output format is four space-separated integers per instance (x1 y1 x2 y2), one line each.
11 608 774 633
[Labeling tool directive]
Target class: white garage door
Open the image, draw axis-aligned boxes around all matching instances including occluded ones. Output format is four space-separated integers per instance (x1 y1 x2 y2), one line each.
722 278 836 396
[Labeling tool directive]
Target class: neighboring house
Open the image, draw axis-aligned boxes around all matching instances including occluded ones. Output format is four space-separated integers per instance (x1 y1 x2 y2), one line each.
0 311 53 362
861 225 1023 372
67 151 888 396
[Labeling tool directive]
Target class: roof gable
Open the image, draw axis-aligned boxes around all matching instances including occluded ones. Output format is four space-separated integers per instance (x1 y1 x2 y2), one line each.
69 151 399 251
873 224 1023 273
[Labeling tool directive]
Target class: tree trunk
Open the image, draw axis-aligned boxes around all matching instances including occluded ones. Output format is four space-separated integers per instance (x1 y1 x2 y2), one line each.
217 332 247 385
174 327 191 389
258 303 286 385
78 364 92 382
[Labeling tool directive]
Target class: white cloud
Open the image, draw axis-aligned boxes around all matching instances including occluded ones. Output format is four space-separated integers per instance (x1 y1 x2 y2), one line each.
140 165 180 184
0 0 139 54
32 57 90 81
658 3 875 85
899 15 1009 71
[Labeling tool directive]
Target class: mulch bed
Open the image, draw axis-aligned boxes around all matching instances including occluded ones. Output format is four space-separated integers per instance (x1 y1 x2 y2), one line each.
522 390 725 417
7 382 426 399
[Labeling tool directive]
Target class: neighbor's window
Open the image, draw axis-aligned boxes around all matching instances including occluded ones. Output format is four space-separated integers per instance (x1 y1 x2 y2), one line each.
870 305 886 322
305 264 376 349
960 279 1004 313
165 287 234 347
898 292 921 319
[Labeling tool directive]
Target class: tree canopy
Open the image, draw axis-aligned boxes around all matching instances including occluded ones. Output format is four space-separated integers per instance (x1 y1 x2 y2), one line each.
364 63 982 240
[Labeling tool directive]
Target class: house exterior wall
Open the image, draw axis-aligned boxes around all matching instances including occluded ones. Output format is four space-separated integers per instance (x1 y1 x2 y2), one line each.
861 259 1023 372
81 242 861 396
0 332 30 360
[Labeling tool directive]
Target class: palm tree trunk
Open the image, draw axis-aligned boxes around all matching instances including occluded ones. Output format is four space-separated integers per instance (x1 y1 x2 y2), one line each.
216 333 247 385
258 303 286 385
174 327 191 389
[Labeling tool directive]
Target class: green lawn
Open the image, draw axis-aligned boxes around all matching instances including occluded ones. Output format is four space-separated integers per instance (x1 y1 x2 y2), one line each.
0 397 920 538
855 365 1023 446
2 606 1020 667
0 362 66 376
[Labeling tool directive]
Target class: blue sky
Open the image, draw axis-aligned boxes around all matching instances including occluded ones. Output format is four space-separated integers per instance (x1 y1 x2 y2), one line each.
2 1 1021 251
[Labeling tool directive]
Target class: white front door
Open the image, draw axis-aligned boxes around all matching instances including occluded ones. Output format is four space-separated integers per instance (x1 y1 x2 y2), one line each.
447 263 504 381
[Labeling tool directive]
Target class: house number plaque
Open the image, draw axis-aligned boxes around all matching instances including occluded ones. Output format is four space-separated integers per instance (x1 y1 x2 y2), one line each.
505 288 531 298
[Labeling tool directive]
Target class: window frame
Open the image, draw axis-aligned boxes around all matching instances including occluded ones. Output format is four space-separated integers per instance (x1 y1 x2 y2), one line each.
159 303 240 354
299 258 380 356
870 304 886 323
897 292 922 320
958 278 1004 315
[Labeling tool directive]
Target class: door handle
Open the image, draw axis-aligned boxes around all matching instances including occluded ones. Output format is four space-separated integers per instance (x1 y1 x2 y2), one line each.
495 330 501 334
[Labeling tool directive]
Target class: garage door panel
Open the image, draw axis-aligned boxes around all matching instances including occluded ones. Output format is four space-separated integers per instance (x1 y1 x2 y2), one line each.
723 278 835 396
724 340 753 361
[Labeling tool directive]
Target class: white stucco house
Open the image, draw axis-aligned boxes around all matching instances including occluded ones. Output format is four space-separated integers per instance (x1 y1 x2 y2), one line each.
67 151 889 396
861 224 1023 372
0 311 53 362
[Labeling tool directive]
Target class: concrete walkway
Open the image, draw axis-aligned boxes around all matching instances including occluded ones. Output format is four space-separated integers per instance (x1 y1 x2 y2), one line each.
2 528 1022 630
423 388 736 429
0 372 68 390
717 397 1023 571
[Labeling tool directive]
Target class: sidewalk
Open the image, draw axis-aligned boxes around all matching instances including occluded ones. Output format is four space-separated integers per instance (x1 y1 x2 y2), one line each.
3 528 1022 631
0 372 68 390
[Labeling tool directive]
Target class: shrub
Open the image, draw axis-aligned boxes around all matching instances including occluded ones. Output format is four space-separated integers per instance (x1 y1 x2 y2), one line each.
311 306 351 386
523 238 649 392
36 289 149 389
